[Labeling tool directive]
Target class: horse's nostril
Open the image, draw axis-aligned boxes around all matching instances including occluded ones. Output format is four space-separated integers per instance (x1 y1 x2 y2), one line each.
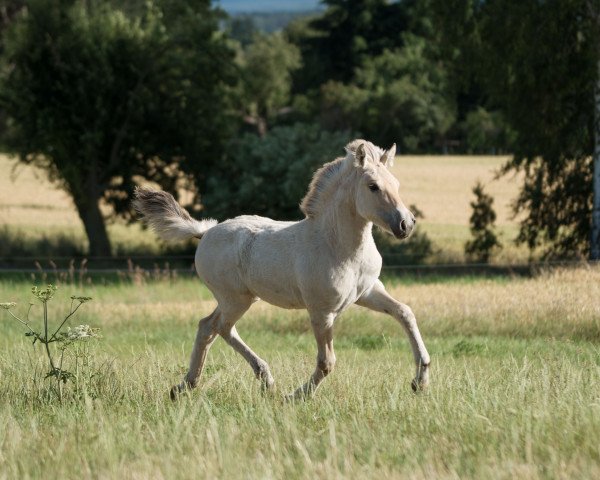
400 219 407 232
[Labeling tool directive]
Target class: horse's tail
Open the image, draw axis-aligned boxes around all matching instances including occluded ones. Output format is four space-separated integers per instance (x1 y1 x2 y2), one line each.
133 187 217 241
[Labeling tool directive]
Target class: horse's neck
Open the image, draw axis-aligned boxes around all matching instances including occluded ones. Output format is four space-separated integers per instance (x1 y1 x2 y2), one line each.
316 191 374 260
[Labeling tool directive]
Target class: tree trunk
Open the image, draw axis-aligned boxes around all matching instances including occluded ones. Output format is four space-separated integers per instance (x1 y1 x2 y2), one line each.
592 57 600 260
74 192 112 258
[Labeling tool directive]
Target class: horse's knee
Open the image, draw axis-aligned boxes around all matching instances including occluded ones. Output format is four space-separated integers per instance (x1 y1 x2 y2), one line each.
317 355 336 376
394 303 417 328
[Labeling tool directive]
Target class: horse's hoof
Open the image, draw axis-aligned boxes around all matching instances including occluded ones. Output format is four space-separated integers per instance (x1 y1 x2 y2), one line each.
169 386 180 401
261 381 275 394
170 383 190 401
411 377 429 392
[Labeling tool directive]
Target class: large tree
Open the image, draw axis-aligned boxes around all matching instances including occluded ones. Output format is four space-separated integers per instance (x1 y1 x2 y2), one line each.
319 34 455 151
289 0 413 92
433 0 600 258
233 32 301 137
0 0 235 256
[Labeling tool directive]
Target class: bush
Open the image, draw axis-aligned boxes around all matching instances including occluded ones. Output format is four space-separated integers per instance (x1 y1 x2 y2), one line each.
465 182 502 263
202 123 353 220
462 107 515 154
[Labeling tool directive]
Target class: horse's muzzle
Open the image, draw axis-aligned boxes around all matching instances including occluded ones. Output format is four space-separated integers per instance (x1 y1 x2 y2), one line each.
390 212 415 239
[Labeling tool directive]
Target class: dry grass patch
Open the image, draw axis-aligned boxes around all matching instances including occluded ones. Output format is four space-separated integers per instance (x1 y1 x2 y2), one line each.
0 153 530 262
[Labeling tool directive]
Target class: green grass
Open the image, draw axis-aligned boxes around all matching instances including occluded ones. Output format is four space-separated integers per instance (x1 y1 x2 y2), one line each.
0 269 599 479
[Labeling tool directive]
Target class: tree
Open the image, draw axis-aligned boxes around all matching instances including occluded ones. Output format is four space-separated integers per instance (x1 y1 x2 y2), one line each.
589 0 600 260
227 15 258 47
319 35 455 151
234 32 301 137
202 123 352 221
465 182 501 263
432 0 599 258
462 107 514 154
0 0 235 256
289 0 412 92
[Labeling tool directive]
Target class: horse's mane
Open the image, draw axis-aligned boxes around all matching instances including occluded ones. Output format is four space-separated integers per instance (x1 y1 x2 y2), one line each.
300 156 347 217
300 139 385 218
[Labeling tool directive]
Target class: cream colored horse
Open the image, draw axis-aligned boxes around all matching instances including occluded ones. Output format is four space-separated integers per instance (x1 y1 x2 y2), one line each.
134 139 430 400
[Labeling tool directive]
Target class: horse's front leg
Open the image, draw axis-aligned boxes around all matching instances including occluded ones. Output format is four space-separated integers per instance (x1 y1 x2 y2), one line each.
287 311 336 401
357 280 430 391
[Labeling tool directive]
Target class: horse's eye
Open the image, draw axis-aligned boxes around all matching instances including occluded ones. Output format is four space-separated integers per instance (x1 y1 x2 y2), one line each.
368 184 380 192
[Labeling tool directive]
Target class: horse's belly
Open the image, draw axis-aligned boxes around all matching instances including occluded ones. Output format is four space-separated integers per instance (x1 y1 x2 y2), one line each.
252 285 305 310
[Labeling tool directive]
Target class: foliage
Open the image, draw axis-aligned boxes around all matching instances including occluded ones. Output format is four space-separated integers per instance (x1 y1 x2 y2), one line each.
319 35 455 151
462 107 515 154
478 0 597 257
285 0 457 152
202 123 352 220
290 0 412 91
432 0 598 256
234 31 301 136
465 182 501 263
1 284 98 401
0 0 236 256
227 15 258 47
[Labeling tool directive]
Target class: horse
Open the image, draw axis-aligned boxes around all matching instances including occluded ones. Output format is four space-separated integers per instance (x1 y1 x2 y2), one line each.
133 139 430 400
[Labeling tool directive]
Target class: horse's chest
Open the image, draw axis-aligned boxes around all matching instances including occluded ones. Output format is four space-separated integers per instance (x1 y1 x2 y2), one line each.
340 270 376 308
311 261 379 313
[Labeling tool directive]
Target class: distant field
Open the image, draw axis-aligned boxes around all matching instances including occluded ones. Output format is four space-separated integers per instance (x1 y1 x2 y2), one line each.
0 153 528 263
0 266 598 478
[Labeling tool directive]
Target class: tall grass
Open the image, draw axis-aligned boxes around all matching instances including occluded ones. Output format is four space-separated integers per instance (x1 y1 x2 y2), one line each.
0 267 598 478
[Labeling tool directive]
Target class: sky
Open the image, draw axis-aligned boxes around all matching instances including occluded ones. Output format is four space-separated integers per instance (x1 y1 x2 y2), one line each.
216 1 322 13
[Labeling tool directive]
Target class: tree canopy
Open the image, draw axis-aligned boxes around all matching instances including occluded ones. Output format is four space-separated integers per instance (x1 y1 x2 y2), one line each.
431 0 599 257
1 0 599 260
0 0 235 255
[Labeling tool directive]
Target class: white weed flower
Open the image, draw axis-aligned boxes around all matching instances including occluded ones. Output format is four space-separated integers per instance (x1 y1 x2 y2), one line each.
0 302 17 310
66 325 100 340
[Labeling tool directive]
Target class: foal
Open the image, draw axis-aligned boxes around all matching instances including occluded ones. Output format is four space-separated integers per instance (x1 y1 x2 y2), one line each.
134 139 430 399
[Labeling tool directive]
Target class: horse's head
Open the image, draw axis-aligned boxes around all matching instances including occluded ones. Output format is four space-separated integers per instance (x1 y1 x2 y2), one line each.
350 140 415 239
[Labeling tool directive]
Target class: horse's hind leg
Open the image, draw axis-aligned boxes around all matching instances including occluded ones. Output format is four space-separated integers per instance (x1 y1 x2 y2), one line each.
221 325 275 390
171 308 220 399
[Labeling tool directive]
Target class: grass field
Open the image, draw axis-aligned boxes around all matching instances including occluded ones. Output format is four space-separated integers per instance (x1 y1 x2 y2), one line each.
0 153 528 263
0 267 598 479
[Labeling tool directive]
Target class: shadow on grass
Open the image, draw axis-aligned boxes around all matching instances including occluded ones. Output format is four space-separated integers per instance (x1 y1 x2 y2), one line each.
0 226 85 258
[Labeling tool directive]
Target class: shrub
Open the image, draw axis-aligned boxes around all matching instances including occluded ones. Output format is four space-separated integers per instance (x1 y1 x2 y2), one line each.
203 123 353 220
465 182 502 263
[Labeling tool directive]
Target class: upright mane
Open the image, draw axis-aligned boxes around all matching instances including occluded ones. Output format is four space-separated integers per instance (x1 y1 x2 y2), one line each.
300 139 386 218
300 156 347 217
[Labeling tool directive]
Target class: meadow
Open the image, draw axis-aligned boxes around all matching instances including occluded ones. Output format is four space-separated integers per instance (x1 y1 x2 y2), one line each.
0 154 527 263
1 154 598 479
0 267 599 479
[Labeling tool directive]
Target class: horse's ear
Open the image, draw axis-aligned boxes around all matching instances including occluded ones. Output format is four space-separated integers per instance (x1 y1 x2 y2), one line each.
381 143 396 167
354 143 366 166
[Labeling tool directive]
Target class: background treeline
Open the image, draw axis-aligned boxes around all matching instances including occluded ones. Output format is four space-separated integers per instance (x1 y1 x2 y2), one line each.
0 0 597 261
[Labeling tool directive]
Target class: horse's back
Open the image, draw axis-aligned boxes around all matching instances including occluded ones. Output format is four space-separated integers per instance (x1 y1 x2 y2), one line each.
195 215 305 307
